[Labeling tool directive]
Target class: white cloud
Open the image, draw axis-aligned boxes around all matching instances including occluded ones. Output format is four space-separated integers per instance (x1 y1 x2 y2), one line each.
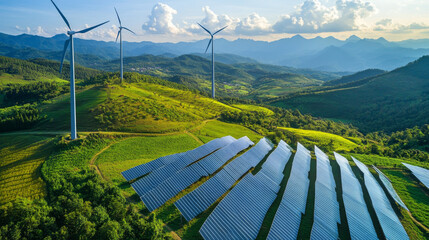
374 19 429 33
273 0 376 33
76 24 119 40
188 6 239 34
16 25 49 36
142 3 185 34
188 6 271 36
236 13 272 35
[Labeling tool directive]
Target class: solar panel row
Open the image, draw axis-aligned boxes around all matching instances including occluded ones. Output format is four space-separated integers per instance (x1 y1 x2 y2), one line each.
121 136 236 181
141 137 254 212
402 162 429 189
175 138 273 221
268 142 311 240
334 152 377 240
131 137 242 197
372 165 409 211
258 140 292 185
199 173 278 240
353 157 409 240
311 146 340 240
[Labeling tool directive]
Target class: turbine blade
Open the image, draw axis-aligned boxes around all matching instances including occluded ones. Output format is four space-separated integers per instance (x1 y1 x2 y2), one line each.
122 27 136 35
76 21 109 34
198 23 212 35
115 30 121 43
50 0 71 30
114 7 121 26
205 38 212 53
59 39 70 73
213 25 228 35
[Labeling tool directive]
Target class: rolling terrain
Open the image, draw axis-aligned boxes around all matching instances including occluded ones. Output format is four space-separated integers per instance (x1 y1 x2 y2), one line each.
272 55 429 133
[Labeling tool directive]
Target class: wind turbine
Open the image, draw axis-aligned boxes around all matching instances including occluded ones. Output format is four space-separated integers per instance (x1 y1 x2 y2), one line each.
114 7 136 83
51 0 109 140
198 23 227 99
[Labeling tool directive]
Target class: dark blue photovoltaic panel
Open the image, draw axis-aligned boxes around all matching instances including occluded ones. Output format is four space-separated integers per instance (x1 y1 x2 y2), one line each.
121 152 184 181
354 157 409 240
372 165 408 211
141 163 207 212
403 162 429 189
311 146 340 240
140 137 256 212
200 174 277 240
121 136 236 181
259 140 292 185
267 142 311 240
334 152 378 239
174 138 273 221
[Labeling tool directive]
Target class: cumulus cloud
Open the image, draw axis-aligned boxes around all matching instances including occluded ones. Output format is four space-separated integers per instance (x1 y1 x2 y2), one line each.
273 0 376 33
188 6 239 34
142 3 185 34
236 13 272 35
188 6 271 36
76 24 119 40
16 25 49 36
374 19 429 33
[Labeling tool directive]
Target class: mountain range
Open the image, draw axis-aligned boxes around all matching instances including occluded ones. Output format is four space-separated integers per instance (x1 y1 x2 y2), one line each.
2 32 429 72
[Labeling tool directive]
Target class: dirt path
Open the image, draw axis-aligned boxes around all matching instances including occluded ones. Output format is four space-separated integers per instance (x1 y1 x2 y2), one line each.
89 141 118 180
408 209 429 233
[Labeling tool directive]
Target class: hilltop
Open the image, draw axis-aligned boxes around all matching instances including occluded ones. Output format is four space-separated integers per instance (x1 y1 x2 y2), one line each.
272 55 429 133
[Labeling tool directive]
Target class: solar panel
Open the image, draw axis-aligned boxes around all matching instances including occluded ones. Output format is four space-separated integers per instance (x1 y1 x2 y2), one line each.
259 140 292 185
199 174 277 240
372 165 409 211
334 152 378 239
353 157 409 240
121 136 236 181
402 162 429 189
174 138 273 221
140 137 255 212
267 142 311 240
311 146 340 240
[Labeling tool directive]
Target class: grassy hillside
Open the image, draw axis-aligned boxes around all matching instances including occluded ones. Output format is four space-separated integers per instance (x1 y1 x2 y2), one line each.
86 54 326 100
278 127 359 151
323 69 386 86
272 56 429 133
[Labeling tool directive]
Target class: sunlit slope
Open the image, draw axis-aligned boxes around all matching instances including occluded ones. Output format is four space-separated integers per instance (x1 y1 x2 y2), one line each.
36 82 239 133
273 56 429 132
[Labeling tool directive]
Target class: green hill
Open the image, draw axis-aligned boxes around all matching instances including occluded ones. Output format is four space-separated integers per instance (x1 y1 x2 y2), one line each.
272 56 429 133
85 54 328 100
323 68 386 86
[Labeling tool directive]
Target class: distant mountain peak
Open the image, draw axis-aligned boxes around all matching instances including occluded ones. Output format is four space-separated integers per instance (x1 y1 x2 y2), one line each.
291 34 305 40
346 35 361 42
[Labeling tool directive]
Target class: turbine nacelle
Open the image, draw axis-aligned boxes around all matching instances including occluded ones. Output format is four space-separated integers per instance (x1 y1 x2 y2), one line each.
67 31 75 35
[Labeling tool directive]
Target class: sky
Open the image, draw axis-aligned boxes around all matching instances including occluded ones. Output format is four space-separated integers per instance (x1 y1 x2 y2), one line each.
1 0 429 42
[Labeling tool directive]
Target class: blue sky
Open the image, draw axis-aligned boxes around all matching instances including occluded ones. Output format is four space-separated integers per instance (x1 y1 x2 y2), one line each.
1 0 429 42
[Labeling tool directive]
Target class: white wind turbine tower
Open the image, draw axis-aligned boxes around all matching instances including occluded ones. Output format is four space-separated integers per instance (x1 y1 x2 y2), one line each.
51 0 109 140
114 7 136 83
198 23 227 99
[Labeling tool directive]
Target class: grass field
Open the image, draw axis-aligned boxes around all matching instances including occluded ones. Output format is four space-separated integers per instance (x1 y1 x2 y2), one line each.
191 120 262 143
232 104 274 115
278 127 359 151
0 135 54 205
96 134 201 197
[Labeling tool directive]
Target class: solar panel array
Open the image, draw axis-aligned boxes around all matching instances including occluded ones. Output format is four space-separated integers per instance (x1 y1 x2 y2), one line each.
372 165 409 211
131 136 243 197
353 157 409 240
334 152 377 239
140 137 254 211
122 136 236 181
199 172 278 240
267 142 311 240
175 137 274 221
258 140 292 185
311 146 340 240
402 162 429 189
